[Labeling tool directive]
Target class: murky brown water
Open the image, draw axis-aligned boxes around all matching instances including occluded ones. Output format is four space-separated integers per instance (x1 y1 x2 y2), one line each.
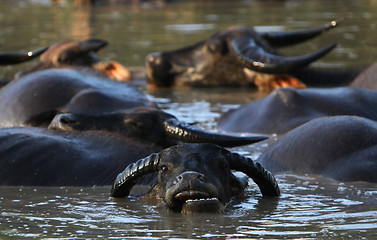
1 0 377 239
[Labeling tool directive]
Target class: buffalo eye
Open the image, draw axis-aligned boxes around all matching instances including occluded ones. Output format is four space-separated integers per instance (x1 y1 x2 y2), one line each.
160 165 168 173
58 56 69 64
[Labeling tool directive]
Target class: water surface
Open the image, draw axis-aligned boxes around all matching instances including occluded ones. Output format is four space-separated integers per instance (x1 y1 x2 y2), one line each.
1 0 377 239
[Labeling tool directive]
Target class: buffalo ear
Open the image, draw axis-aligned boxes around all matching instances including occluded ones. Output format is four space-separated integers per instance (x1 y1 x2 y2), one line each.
228 152 280 197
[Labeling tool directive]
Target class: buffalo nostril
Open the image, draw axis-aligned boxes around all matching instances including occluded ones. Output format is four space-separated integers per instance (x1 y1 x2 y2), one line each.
175 171 205 185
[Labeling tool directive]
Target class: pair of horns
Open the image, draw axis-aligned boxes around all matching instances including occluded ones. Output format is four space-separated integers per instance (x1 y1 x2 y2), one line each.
229 20 340 74
110 149 280 198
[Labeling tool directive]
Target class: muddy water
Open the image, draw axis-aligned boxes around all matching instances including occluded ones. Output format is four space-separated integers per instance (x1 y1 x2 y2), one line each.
1 0 377 239
1 177 377 239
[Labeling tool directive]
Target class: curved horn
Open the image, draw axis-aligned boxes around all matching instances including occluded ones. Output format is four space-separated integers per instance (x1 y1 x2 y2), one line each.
164 118 268 147
229 152 280 197
259 20 340 48
0 46 48 65
229 36 337 74
110 153 160 198
79 39 108 53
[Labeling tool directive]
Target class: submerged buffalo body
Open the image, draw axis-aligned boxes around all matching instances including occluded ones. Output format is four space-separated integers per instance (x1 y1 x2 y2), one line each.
218 87 377 135
0 108 267 186
0 127 156 186
256 116 377 183
111 143 280 214
0 68 154 128
146 21 344 91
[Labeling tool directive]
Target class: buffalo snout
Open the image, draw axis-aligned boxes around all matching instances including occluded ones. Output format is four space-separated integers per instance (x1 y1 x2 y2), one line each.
168 170 222 214
173 171 204 185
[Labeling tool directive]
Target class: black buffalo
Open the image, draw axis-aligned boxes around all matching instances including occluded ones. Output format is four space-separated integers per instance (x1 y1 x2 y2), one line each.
145 21 343 91
111 143 280 214
256 116 377 183
0 108 267 186
218 87 377 135
0 68 154 128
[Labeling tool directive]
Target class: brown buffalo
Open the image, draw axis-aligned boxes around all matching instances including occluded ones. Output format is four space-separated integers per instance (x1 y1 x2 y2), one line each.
13 39 131 82
145 21 342 91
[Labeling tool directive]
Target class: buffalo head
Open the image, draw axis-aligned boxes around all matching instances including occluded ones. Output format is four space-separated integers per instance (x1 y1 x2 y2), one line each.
48 107 267 148
146 21 339 91
111 143 280 213
14 39 131 81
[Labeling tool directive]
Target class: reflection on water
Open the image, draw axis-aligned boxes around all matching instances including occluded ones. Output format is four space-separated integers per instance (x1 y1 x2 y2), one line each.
1 0 377 238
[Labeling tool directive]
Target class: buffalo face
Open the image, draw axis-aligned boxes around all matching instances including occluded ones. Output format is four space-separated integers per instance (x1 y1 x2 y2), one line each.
158 144 248 213
111 143 280 214
146 21 339 91
146 33 246 88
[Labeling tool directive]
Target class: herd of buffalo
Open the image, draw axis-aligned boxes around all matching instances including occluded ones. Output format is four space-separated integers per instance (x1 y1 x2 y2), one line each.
1 20 376 213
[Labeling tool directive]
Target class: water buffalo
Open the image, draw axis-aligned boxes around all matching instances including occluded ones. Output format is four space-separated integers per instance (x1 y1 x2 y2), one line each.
111 143 280 214
0 108 267 186
218 87 377 135
48 107 266 148
14 39 131 82
145 21 341 91
0 68 154 128
0 46 48 65
256 116 377 183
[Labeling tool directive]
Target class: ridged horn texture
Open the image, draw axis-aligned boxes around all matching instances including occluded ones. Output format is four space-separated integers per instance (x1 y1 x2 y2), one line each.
229 37 337 74
163 118 268 147
0 46 48 65
229 152 280 197
110 153 160 198
259 20 340 48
